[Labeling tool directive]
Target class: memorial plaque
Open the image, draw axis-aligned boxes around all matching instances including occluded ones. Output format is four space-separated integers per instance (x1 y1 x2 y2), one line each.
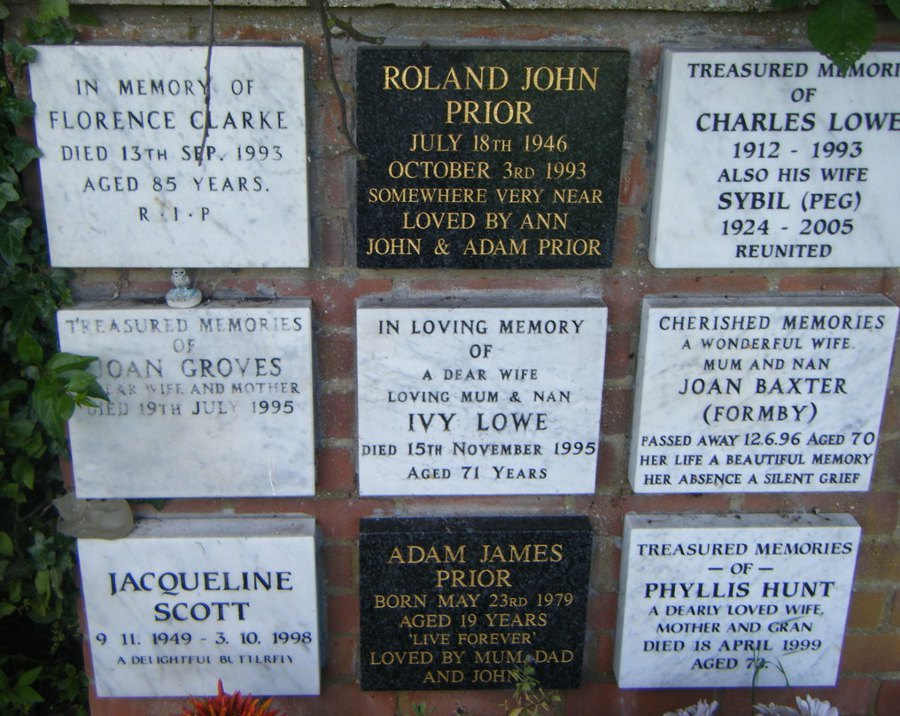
360 516 592 690
29 45 309 267
357 303 606 495
357 48 628 268
630 296 897 493
651 49 900 268
614 513 860 688
79 516 321 697
57 301 314 498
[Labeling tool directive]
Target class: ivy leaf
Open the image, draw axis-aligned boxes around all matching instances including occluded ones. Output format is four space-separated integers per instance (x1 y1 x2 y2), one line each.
0 5 9 21
0 378 27 399
34 569 50 600
887 0 900 20
37 0 69 22
15 666 41 689
16 331 43 365
0 225 23 264
46 352 97 374
1 40 37 67
5 419 35 447
13 683 43 707
0 97 36 125
12 455 35 489
4 137 42 172
0 531 13 557
808 0 876 72
0 181 20 212
31 379 66 440
0 602 15 618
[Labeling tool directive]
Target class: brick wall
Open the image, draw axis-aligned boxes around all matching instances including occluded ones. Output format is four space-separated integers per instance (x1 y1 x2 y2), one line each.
12 2 899 714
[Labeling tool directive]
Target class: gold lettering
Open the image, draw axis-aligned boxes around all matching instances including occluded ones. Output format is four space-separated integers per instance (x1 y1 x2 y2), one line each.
445 100 532 125
462 238 527 256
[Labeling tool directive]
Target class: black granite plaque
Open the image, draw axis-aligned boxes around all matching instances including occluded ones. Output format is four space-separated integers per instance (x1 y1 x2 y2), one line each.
357 48 628 269
359 516 592 690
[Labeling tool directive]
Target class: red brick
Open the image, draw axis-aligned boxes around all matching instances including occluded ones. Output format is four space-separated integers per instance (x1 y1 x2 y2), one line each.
603 275 644 329
120 278 172 298
287 683 396 715
876 679 900 714
590 538 621 589
588 494 731 535
586 591 619 632
403 689 509 715
309 153 351 210
595 438 626 491
407 275 574 293
322 543 355 590
88 697 185 716
880 388 899 435
150 497 233 514
316 446 355 493
327 593 359 636
566 682 710 716
320 392 355 440
848 589 887 629
309 278 393 327
856 540 900 581
643 271 770 296
600 387 632 436
585 631 614 675
324 634 357 681
612 214 639 267
309 90 354 157
316 332 355 381
604 330 634 381
741 493 897 535
314 215 348 267
640 45 663 80
778 272 887 294
872 438 899 491
842 632 900 672
307 497 395 540
619 153 648 208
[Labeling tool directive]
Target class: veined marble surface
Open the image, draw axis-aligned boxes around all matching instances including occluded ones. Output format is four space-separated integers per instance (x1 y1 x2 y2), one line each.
58 301 315 498
651 49 900 268
78 515 321 697
30 45 309 267
357 303 607 495
614 513 860 688
630 295 898 493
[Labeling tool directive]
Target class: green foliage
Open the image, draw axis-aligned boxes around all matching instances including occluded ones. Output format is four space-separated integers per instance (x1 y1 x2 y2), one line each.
0 1 105 713
808 0 876 70
502 661 562 716
773 0 895 72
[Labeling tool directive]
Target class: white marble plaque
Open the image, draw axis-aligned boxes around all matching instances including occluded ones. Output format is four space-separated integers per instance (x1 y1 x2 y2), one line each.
630 296 897 493
29 45 308 267
357 302 606 495
58 301 314 498
79 516 321 697
614 513 860 689
651 49 900 268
